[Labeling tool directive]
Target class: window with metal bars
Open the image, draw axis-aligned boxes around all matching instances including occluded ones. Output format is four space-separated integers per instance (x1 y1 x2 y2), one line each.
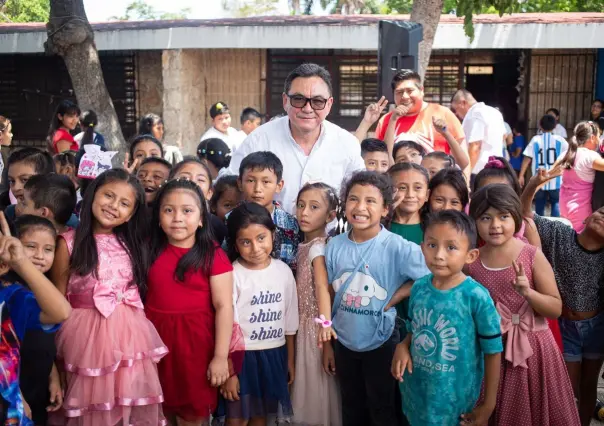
423 56 460 108
0 52 137 147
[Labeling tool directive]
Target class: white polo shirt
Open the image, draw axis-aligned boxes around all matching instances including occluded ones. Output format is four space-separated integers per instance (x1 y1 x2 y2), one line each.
200 126 246 153
225 116 365 214
463 102 506 174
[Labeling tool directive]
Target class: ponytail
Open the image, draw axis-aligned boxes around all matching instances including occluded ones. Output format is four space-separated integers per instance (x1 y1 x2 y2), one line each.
80 110 98 148
560 121 595 169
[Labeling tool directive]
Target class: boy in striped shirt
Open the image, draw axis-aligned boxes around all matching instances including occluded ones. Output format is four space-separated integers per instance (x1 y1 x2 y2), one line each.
519 114 568 216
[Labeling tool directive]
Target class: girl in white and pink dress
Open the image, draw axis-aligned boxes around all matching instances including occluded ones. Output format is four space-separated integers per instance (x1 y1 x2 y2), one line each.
291 183 341 426
559 121 604 232
50 169 167 426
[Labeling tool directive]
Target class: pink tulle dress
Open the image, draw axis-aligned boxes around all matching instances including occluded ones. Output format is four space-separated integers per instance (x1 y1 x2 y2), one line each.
53 230 168 426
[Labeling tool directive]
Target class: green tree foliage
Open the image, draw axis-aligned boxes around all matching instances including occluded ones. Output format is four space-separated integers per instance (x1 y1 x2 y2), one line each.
109 0 190 21
385 0 604 39
222 0 281 17
0 0 49 23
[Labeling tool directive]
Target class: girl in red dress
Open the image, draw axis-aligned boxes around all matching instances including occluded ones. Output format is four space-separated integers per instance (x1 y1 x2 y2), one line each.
145 178 235 425
47 100 80 154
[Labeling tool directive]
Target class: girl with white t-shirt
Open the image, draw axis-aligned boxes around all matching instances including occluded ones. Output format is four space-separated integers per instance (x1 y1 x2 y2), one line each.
559 121 604 232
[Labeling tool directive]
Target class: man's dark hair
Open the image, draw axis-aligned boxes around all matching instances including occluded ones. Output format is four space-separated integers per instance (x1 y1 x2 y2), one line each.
424 210 478 249
284 63 333 97
546 108 560 118
24 174 76 226
539 114 557 132
239 151 284 181
391 70 422 91
361 138 388 156
240 107 262 125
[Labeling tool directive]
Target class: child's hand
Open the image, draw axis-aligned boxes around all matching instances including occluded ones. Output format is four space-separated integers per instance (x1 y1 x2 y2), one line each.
322 341 336 376
511 260 531 298
460 403 493 425
219 375 240 402
318 326 337 348
391 342 413 382
0 212 26 266
207 356 230 387
526 166 562 189
362 96 389 125
288 358 295 385
392 104 410 119
123 153 140 175
47 364 63 412
432 116 448 135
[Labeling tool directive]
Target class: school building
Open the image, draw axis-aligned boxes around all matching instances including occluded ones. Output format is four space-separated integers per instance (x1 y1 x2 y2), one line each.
0 12 603 154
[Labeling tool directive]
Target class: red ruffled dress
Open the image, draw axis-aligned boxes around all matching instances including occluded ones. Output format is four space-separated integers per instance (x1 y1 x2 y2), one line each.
53 230 168 426
145 244 241 422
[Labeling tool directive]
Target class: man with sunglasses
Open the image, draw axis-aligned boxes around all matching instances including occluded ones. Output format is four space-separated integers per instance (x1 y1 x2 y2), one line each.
226 63 365 215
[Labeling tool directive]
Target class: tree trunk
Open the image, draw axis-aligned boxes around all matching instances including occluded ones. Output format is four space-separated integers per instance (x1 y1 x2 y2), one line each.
410 0 444 81
46 0 126 159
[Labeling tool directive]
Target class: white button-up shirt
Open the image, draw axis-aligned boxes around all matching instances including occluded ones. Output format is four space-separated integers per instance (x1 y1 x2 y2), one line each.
225 116 365 214
463 102 506 174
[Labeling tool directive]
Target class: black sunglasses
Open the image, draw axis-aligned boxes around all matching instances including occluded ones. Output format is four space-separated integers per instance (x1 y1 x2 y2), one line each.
286 94 329 111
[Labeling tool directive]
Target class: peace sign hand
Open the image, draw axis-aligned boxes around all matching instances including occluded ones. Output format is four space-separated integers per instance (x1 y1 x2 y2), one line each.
0 212 26 267
511 260 531 298
123 153 140 175
362 96 389 125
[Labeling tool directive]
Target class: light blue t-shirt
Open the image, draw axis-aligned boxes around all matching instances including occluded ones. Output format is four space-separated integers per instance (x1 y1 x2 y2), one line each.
401 275 503 426
326 227 429 352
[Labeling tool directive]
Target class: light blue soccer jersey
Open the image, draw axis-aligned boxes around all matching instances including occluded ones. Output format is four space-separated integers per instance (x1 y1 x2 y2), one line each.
523 132 568 191
401 275 503 426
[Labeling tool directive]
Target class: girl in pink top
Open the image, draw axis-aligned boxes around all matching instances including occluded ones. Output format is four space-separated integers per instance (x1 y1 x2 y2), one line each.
50 169 167 426
559 121 604 232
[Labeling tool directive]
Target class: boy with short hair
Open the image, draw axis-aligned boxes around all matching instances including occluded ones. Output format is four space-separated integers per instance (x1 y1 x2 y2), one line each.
393 140 425 165
240 107 263 136
15 174 78 233
392 210 502 426
200 101 243 152
519 114 568 216
361 138 390 173
136 157 172 205
237 151 301 272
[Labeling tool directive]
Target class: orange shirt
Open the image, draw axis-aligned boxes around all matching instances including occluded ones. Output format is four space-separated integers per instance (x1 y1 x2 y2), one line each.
375 103 465 154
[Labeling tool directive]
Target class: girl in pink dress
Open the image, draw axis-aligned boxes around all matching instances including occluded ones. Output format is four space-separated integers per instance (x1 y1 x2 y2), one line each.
467 184 579 426
559 121 604 232
50 169 168 426
291 183 341 426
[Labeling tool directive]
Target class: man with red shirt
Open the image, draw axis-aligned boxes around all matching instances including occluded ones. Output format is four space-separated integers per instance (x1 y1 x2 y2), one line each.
358 70 469 172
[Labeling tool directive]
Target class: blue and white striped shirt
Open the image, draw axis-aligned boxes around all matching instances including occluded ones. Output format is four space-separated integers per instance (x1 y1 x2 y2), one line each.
523 132 568 191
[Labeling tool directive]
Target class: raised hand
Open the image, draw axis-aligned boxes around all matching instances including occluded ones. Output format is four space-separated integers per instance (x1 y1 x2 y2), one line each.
527 166 562 189
432 116 448 135
512 260 531 298
123 153 140 175
362 96 389 125
0 212 25 266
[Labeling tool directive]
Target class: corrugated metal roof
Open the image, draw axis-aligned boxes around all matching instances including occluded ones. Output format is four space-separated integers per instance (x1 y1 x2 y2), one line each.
1 12 603 34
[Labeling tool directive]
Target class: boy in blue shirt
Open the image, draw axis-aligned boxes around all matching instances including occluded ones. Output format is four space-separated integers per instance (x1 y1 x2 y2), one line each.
392 210 502 426
237 151 301 273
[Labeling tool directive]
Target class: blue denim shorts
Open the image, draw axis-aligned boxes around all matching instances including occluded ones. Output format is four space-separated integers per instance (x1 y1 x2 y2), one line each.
559 312 604 362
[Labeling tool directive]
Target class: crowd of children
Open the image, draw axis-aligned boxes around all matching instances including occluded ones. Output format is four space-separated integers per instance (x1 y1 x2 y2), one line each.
1 89 604 426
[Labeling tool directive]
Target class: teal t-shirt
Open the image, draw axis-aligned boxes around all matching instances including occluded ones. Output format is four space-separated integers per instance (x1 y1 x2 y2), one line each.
401 275 503 426
390 222 423 245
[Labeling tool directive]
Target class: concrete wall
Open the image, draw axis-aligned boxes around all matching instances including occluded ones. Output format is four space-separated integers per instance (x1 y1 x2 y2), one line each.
136 51 164 119
159 48 266 156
